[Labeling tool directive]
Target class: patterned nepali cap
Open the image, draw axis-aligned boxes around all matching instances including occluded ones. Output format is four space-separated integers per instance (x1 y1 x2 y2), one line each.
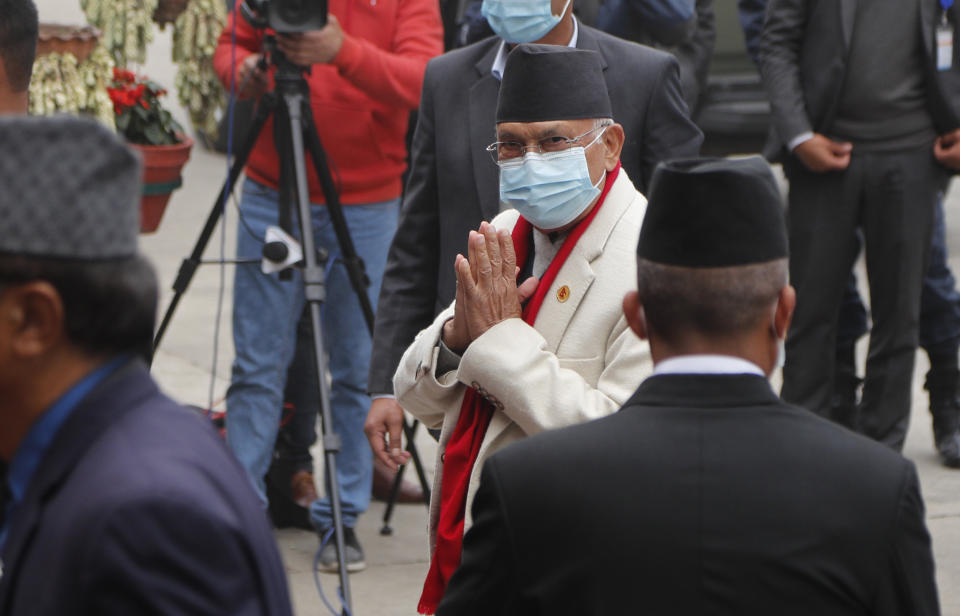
0 115 141 259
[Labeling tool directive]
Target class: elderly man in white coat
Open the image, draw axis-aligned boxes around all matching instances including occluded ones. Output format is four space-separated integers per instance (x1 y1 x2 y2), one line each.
392 44 652 615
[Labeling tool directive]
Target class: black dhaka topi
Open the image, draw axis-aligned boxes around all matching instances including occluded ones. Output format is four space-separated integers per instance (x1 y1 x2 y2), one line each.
496 44 612 124
637 156 788 267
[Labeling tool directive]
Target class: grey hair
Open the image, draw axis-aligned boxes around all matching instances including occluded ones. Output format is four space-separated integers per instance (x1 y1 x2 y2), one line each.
493 117 615 133
636 258 788 341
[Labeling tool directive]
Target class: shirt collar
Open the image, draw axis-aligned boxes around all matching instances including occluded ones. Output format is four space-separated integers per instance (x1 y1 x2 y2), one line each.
5 356 127 505
653 355 765 377
491 17 579 81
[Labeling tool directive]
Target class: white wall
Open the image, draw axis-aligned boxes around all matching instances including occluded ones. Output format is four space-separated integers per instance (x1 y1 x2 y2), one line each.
34 0 87 25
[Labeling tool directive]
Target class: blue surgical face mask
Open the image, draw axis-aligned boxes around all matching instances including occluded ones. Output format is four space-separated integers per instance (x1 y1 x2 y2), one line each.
498 137 605 230
482 0 572 44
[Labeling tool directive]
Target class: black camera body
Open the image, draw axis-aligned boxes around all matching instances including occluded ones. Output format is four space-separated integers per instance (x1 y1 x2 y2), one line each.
241 0 328 33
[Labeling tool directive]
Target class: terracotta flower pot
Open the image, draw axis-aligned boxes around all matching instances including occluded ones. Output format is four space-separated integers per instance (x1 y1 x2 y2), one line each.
36 24 102 63
131 134 194 233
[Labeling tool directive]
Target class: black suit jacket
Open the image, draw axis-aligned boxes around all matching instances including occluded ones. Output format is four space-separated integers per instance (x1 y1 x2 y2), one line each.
0 362 293 616
758 0 960 159
439 374 940 616
368 25 703 393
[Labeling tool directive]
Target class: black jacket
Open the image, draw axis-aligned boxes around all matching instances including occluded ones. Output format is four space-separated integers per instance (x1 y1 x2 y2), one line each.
758 0 960 159
440 374 940 616
0 362 293 616
368 25 703 394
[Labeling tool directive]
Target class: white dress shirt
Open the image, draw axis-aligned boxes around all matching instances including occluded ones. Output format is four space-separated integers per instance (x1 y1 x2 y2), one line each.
491 18 579 81
653 354 765 377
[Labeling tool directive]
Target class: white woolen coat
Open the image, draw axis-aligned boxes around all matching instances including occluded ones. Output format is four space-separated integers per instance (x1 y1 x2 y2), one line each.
393 169 653 553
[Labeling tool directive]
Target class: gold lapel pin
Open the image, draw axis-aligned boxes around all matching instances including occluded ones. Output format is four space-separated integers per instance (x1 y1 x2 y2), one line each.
557 285 571 303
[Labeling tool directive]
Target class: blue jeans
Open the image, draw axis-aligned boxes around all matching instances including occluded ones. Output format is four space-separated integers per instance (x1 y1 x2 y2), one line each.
840 194 960 354
275 310 321 473
226 177 398 530
918 195 960 353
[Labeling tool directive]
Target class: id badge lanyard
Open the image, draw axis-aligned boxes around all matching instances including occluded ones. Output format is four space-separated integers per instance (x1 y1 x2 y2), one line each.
939 0 955 71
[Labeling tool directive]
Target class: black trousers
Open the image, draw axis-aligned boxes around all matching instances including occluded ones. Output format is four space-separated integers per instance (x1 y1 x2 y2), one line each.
781 144 946 450
838 187 960 354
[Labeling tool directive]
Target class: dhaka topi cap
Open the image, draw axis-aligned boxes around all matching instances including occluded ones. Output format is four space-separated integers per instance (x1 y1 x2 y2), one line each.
637 156 787 267
0 115 141 260
496 44 612 124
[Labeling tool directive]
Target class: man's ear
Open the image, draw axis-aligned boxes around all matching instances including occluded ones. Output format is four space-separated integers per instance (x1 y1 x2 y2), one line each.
4 282 66 358
774 285 796 339
603 123 625 171
622 290 648 340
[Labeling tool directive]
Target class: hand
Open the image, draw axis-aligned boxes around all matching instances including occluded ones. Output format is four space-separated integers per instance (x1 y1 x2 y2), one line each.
441 254 472 353
364 398 412 470
276 15 345 66
934 128 960 170
236 53 268 100
793 134 852 173
456 222 538 342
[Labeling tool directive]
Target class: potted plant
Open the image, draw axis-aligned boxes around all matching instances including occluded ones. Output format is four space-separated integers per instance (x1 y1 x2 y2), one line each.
108 68 193 233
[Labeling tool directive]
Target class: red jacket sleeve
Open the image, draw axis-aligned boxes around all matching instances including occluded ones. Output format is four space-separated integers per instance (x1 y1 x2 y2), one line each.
331 0 444 110
213 9 264 93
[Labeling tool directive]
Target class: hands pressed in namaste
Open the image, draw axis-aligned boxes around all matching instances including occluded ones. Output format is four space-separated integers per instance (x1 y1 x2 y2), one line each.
442 222 539 353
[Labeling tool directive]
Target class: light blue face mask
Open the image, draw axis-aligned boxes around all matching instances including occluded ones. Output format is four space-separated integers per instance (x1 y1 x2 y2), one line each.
482 0 572 44
498 142 604 230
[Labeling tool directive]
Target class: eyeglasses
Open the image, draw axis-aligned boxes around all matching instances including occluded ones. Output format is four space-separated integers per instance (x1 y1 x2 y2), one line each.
486 124 608 164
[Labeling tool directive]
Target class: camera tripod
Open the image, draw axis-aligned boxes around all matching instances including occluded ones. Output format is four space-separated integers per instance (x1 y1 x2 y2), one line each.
151 42 430 615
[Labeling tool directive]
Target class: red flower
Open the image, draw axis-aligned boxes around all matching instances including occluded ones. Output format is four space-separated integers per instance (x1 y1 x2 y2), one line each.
111 68 137 83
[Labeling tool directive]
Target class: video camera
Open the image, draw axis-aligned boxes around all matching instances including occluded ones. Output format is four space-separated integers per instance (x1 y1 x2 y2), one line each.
240 0 328 33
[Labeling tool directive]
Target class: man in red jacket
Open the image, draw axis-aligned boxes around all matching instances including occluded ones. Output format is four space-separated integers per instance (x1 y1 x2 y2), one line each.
213 0 443 571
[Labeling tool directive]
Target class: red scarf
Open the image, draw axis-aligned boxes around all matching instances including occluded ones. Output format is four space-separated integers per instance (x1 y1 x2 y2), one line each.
417 164 621 614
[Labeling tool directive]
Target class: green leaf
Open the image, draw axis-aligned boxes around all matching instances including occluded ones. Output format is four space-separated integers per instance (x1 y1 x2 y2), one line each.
144 124 166 145
168 115 185 135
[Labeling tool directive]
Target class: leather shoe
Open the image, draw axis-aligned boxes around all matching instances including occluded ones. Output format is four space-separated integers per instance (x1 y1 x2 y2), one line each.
291 470 318 509
372 457 425 503
933 420 960 468
925 368 960 468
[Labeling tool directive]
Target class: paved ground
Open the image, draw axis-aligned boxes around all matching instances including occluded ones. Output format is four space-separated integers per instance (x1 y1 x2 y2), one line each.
36 2 960 613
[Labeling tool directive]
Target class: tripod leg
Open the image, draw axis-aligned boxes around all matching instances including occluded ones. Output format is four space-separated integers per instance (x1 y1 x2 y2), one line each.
301 104 433 512
379 466 403 535
152 94 278 355
283 91 353 615
402 419 432 503
300 108 377 332
380 418 430 534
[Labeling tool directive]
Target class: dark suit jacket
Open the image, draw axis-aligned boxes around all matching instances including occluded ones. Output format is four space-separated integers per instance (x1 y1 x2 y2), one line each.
0 362 293 616
758 0 960 159
439 374 940 616
369 25 703 393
